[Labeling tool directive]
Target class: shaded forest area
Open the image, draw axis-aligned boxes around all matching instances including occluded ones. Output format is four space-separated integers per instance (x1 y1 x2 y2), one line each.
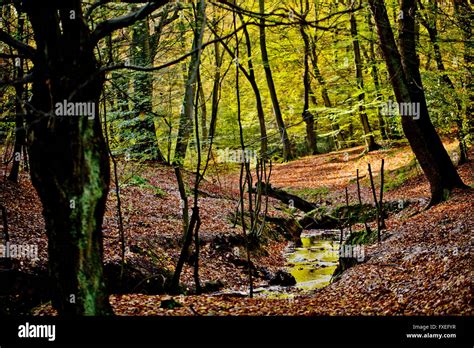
0 0 472 317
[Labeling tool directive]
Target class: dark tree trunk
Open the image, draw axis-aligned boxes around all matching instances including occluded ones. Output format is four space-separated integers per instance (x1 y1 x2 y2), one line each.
23 3 113 315
368 0 467 205
418 1 468 164
209 16 268 158
308 11 342 149
300 21 317 155
7 16 27 182
173 0 205 165
366 10 388 140
349 3 379 152
198 72 208 141
258 0 293 161
239 13 268 158
208 28 222 146
254 183 317 213
453 0 473 138
131 18 166 162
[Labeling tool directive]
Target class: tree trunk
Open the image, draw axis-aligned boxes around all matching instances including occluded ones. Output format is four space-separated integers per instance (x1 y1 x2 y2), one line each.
418 1 468 164
131 18 166 162
239 13 268 158
198 72 208 141
300 21 318 155
308 13 343 149
453 0 473 138
349 3 379 152
209 16 268 158
7 16 27 182
368 0 467 205
173 0 206 165
208 27 222 146
25 3 112 315
258 0 292 161
366 10 388 140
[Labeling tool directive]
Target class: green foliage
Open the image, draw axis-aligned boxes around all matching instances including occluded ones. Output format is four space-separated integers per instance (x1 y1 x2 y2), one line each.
345 228 377 245
287 187 330 202
160 298 183 309
122 175 167 198
384 159 419 191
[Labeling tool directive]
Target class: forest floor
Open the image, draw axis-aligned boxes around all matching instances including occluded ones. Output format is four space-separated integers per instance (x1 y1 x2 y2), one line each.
1 140 472 315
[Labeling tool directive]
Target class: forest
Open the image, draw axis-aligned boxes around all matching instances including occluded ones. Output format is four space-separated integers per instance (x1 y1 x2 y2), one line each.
0 0 472 322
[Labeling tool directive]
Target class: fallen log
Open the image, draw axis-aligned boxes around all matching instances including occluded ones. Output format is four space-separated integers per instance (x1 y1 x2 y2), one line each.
253 183 318 213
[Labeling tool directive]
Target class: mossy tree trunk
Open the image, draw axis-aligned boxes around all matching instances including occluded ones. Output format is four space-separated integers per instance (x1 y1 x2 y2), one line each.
24 2 112 315
130 18 166 162
1 1 169 315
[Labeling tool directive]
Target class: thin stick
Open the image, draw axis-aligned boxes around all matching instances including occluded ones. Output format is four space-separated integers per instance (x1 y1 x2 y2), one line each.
368 163 381 243
356 169 371 234
379 159 386 230
356 169 362 204
102 95 126 281
345 187 352 235
0 204 8 244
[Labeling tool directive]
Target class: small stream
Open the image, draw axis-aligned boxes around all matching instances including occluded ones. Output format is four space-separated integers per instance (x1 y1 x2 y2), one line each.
286 230 340 291
255 229 340 298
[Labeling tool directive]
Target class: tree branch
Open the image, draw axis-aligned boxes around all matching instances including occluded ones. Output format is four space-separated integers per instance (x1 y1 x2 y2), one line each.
85 0 161 18
90 0 170 45
0 29 36 59
99 22 247 74
0 72 34 88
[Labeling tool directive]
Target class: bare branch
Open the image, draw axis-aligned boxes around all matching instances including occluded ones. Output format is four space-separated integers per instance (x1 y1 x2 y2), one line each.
85 0 159 18
90 0 171 45
99 21 248 74
0 29 36 59
0 72 33 88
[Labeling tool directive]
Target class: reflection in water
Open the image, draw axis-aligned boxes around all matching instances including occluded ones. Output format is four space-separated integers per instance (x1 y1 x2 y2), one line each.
287 234 340 291
256 230 340 298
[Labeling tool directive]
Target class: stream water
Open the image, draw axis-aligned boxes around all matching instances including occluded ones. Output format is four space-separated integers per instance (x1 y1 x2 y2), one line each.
255 229 340 298
286 230 340 291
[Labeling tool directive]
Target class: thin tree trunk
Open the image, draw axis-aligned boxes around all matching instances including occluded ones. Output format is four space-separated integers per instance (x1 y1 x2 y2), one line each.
239 12 268 158
366 10 388 140
349 3 379 152
208 17 222 146
367 163 381 242
454 0 473 138
258 0 292 161
174 0 206 165
8 16 26 182
309 13 342 149
198 72 208 142
208 19 268 158
356 168 371 234
300 21 317 155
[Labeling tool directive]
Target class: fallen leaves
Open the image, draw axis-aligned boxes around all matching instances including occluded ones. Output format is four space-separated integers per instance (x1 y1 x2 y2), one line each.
5 144 473 316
